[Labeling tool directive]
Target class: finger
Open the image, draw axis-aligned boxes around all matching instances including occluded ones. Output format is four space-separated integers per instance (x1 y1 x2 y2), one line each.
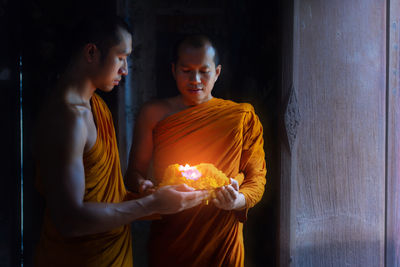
212 197 222 208
174 183 195 192
143 186 155 194
225 185 238 200
139 180 154 193
230 178 239 191
143 180 155 187
140 183 151 191
184 190 208 200
217 188 231 203
223 186 235 202
140 185 151 193
139 184 147 193
144 187 156 194
184 191 209 208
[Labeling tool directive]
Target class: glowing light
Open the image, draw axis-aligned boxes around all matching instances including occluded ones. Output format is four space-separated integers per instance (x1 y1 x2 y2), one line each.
179 164 202 180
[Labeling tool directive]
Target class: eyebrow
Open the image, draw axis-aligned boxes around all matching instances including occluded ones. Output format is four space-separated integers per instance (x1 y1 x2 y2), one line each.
180 63 211 68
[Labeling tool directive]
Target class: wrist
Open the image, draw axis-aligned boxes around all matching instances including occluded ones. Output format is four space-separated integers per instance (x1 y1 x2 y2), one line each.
234 193 246 210
135 194 156 216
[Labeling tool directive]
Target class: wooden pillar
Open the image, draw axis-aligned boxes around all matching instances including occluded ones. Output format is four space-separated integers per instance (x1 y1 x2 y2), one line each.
281 0 388 266
280 0 295 265
386 0 400 266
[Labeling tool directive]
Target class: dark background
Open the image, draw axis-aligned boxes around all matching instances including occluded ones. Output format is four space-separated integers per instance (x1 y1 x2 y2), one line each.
1 0 282 266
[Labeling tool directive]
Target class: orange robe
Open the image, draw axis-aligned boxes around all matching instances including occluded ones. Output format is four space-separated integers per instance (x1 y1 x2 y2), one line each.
149 97 266 267
35 93 133 267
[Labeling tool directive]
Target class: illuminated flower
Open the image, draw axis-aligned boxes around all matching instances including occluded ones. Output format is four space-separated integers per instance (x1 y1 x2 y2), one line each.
160 163 230 190
179 164 202 180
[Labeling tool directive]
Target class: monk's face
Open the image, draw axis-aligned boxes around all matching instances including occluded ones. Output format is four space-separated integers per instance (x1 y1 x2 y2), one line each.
91 28 132 92
172 44 221 106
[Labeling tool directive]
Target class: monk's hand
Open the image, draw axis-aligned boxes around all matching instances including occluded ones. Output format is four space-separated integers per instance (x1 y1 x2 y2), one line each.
212 178 246 210
138 178 155 195
151 184 209 214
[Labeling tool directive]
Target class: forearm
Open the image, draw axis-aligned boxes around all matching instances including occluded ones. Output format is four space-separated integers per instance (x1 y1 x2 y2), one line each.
54 195 157 237
239 107 267 209
233 171 265 222
56 184 209 237
239 170 266 209
239 145 266 209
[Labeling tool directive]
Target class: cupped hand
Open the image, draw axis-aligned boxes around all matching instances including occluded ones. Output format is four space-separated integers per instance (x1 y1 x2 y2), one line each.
151 184 209 214
212 178 246 210
138 179 155 194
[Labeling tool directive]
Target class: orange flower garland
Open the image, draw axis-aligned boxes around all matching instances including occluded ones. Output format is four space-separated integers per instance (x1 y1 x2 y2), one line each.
160 163 230 191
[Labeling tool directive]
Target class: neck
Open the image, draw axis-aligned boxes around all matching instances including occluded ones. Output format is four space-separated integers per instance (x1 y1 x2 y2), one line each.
57 64 97 104
181 95 213 107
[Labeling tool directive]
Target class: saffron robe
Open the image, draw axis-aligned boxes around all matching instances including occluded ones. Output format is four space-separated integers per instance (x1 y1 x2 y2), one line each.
35 93 133 267
149 97 266 267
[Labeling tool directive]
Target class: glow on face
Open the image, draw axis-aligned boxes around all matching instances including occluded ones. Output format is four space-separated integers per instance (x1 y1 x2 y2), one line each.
172 44 221 106
179 164 202 180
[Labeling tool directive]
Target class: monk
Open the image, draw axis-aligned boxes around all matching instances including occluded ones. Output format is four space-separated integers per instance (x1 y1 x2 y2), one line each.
34 16 208 267
125 35 266 266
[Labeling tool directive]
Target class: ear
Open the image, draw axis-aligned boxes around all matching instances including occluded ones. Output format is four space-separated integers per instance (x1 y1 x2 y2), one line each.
171 63 176 80
214 64 222 81
84 43 100 63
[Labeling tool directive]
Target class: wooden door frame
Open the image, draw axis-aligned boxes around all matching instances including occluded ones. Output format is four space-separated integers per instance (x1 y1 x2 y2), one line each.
279 0 295 265
280 0 400 266
386 0 400 266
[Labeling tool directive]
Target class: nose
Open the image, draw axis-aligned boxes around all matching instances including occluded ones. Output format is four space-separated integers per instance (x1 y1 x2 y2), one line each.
119 59 128 76
189 71 201 83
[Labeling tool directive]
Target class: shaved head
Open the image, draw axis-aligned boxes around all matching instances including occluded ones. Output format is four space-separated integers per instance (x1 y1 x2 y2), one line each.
173 35 220 66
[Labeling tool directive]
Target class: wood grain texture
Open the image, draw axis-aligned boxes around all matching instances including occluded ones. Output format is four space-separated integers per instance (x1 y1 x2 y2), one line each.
280 0 295 266
386 0 400 266
291 0 386 266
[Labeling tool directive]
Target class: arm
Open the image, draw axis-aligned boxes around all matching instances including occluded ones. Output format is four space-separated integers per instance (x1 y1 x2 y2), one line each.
212 107 266 212
40 111 207 238
213 178 246 210
237 108 266 209
125 102 162 193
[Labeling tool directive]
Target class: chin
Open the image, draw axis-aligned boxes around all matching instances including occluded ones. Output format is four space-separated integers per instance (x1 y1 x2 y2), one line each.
98 85 115 92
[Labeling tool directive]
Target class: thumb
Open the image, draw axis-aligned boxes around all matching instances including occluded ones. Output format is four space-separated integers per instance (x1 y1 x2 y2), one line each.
230 178 239 191
143 180 155 187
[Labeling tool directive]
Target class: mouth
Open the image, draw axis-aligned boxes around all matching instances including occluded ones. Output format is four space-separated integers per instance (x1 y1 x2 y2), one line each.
187 87 203 93
113 80 121 85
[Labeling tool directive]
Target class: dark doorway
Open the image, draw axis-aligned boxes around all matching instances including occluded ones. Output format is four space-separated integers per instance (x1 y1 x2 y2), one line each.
123 1 282 266
1 0 282 266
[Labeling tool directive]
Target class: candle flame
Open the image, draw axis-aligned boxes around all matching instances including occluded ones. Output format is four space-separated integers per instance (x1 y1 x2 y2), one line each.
179 164 202 180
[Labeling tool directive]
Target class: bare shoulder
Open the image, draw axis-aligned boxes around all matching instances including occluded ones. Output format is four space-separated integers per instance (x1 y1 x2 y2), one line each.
137 97 178 128
35 100 88 160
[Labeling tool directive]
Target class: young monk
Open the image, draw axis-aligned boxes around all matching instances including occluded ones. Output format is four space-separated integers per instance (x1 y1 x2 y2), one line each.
125 35 266 266
34 16 208 267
